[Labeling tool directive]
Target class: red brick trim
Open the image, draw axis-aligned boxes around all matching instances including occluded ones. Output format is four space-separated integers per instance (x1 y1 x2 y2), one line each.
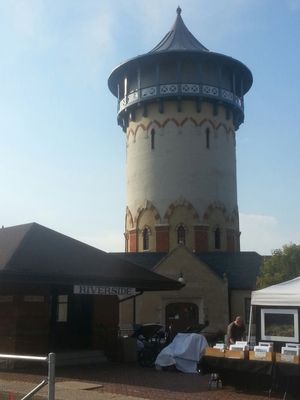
155 226 170 252
194 225 209 252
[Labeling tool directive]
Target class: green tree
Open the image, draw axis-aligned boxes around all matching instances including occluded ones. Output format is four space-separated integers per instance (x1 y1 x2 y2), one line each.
256 243 300 289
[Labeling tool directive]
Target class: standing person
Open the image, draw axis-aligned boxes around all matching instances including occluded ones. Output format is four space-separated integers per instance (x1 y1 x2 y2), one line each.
226 316 245 348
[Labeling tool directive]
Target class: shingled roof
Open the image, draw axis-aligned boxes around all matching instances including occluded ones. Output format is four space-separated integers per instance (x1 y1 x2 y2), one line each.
195 252 262 290
0 223 182 291
112 251 262 291
149 6 209 53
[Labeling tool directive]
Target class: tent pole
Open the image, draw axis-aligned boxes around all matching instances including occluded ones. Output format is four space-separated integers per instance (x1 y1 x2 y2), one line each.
247 305 253 344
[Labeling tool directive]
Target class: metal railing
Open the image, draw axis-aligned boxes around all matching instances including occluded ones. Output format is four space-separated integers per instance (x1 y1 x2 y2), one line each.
0 352 55 400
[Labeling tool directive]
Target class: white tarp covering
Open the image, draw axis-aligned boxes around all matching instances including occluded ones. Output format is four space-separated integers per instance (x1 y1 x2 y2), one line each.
251 276 300 306
155 333 208 373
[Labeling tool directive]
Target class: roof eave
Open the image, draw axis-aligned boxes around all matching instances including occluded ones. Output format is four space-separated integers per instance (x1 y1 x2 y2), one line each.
108 50 252 97
0 271 183 292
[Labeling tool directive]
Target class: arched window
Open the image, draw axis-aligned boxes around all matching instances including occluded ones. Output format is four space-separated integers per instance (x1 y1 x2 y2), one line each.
177 225 186 245
142 227 150 251
151 129 155 150
214 227 221 250
206 128 210 149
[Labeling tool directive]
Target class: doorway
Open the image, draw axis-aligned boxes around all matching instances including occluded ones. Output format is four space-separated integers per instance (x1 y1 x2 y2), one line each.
50 294 93 350
165 302 198 335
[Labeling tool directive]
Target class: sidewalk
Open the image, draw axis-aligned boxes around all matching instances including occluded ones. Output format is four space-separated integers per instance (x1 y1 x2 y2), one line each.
0 362 279 400
0 378 141 400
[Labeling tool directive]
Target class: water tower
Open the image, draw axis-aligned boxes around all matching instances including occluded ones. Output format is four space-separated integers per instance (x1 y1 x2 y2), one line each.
108 7 252 253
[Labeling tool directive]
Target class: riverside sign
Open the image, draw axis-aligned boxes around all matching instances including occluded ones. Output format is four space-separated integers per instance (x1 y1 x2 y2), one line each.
73 285 136 296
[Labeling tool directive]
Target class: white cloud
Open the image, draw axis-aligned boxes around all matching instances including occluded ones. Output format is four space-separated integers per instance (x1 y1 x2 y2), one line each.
239 213 282 255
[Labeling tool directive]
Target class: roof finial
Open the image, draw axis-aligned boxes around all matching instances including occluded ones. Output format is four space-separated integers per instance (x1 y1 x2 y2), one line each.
177 6 182 15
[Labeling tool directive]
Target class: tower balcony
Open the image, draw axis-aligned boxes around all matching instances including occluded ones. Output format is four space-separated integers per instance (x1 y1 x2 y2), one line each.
117 82 244 129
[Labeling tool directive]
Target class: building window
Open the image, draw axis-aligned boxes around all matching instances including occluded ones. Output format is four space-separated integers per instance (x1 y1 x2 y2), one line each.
57 295 68 322
142 227 150 251
177 225 186 245
206 128 210 149
151 129 155 150
214 227 221 249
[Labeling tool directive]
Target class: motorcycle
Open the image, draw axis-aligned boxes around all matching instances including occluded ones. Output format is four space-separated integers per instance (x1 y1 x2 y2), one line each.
132 324 166 367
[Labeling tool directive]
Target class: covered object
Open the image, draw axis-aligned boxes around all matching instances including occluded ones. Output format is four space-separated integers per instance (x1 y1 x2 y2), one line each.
155 333 208 373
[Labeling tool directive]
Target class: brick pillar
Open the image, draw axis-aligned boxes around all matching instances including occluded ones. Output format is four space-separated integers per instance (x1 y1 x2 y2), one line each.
155 225 169 252
128 229 138 252
227 228 240 252
194 225 209 252
226 228 235 252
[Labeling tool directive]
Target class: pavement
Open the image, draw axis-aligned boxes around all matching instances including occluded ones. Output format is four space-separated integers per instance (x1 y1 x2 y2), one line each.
0 362 286 400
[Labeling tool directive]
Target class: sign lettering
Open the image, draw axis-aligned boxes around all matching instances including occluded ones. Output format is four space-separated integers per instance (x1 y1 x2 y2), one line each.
73 285 136 296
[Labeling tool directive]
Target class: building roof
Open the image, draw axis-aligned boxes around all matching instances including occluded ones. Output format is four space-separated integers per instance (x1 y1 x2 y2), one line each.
108 8 253 98
195 252 262 290
149 6 208 53
0 223 182 291
113 251 262 290
111 252 167 270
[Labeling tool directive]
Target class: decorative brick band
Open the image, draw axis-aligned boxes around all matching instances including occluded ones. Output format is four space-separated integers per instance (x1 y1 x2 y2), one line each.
127 118 233 140
164 199 200 222
134 201 161 225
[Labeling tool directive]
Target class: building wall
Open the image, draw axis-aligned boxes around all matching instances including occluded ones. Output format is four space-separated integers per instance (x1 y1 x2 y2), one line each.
0 293 18 353
15 293 51 354
125 100 240 253
119 246 230 337
230 289 252 324
0 282 119 356
0 283 51 355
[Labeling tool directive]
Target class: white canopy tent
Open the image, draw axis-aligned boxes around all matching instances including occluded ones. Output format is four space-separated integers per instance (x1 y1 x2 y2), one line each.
247 276 300 342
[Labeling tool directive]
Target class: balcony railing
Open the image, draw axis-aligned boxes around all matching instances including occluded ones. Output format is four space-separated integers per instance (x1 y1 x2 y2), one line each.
118 83 243 114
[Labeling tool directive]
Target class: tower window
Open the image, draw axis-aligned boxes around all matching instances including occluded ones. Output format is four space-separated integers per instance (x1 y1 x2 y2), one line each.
142 227 150 251
214 228 221 250
206 128 210 149
177 225 186 245
151 129 155 150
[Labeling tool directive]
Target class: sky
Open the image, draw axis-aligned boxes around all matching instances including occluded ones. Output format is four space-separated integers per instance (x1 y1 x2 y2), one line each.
0 0 299 256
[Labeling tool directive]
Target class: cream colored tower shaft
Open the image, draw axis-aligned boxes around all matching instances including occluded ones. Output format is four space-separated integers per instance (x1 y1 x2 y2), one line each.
126 101 238 229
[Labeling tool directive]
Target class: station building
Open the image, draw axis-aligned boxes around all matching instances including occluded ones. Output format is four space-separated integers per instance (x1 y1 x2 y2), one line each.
0 223 181 358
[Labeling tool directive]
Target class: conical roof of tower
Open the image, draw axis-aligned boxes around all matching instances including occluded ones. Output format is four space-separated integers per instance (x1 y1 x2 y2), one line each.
108 7 253 97
149 6 209 53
